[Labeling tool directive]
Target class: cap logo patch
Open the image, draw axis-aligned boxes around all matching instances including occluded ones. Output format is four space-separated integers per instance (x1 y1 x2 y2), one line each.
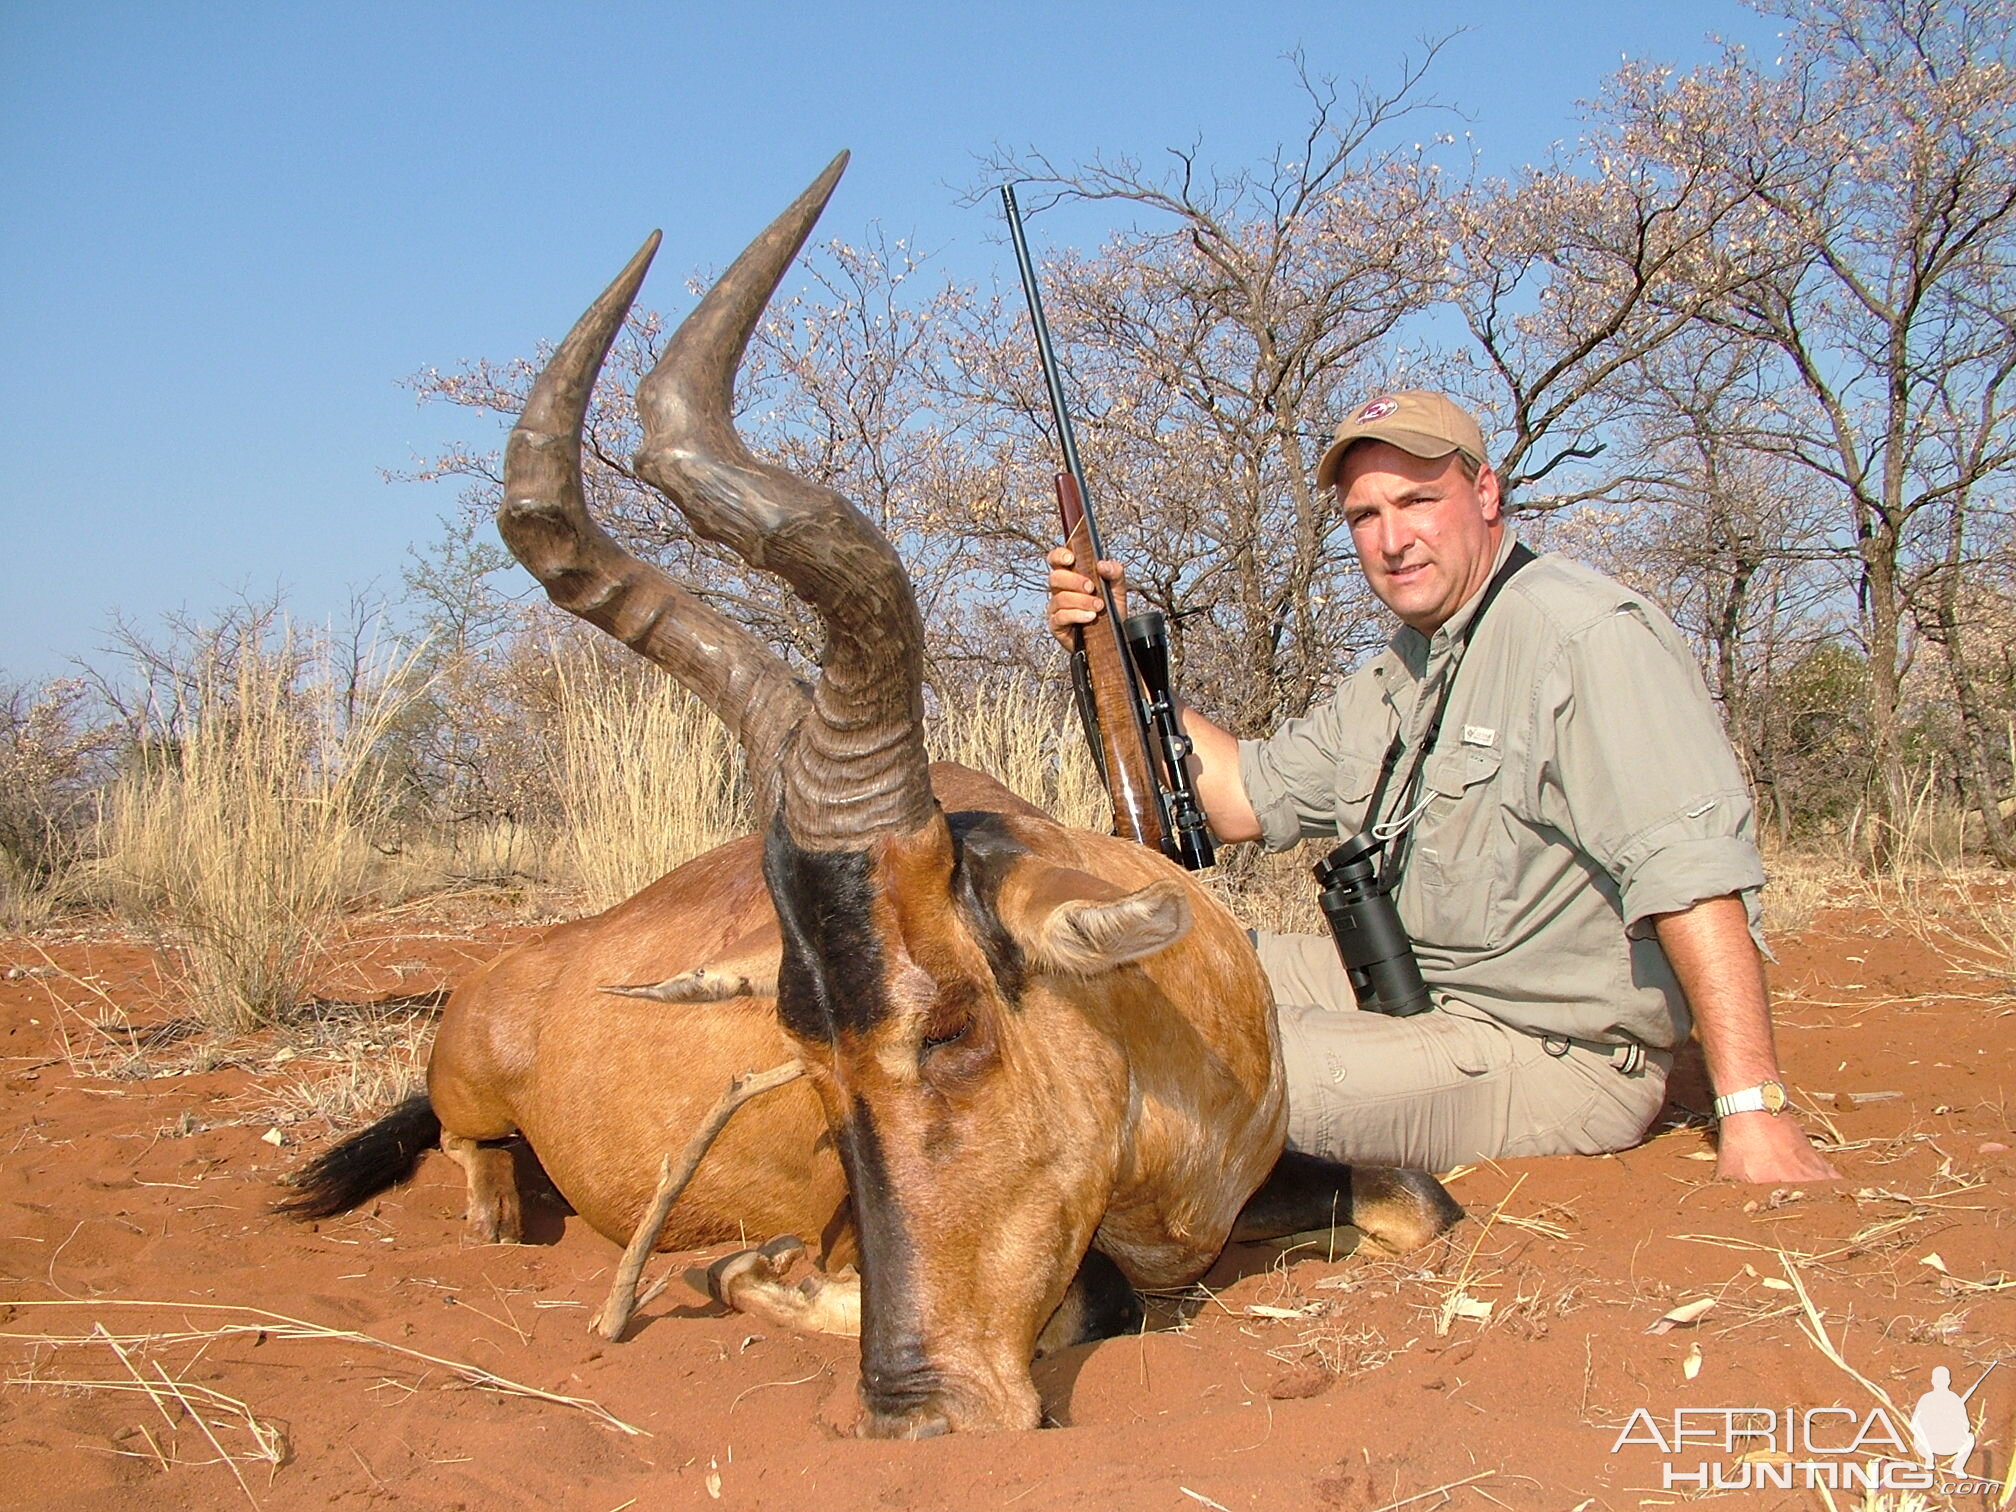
1356 398 1399 422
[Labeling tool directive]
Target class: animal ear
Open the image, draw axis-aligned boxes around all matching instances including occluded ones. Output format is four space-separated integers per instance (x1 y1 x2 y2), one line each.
1006 870 1193 976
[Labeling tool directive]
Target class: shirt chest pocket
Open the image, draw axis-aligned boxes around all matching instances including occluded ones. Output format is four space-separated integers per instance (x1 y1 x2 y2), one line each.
1327 751 1383 838
1407 745 1505 950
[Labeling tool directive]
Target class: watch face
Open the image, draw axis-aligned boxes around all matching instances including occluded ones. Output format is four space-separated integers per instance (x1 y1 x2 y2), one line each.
1760 1081 1789 1113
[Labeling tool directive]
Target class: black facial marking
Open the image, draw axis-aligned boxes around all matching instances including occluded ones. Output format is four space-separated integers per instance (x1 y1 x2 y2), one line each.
945 811 1028 1005
763 817 890 1041
839 1102 939 1416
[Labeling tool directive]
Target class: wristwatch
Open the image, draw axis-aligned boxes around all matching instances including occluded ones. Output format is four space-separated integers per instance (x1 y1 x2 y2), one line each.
1713 1080 1789 1119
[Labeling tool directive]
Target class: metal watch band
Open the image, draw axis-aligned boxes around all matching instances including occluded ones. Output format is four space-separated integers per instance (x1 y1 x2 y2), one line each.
1712 1081 1787 1118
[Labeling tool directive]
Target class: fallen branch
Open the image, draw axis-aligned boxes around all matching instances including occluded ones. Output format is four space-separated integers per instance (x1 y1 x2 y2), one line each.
592 1060 806 1342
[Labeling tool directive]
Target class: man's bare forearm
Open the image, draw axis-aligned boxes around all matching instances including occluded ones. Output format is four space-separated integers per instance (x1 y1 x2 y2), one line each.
1654 896 1780 1091
1654 895 1838 1182
1174 702 1261 844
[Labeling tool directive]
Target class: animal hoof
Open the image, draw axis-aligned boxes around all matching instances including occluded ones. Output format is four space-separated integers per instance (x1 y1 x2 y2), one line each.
758 1233 806 1265
704 1234 805 1308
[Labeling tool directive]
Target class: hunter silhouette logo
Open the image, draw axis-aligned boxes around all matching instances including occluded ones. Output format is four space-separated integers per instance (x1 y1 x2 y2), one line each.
1909 1362 1996 1474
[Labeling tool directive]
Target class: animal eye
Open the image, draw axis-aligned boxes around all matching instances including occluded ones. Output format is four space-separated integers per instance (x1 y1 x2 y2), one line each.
920 1018 969 1054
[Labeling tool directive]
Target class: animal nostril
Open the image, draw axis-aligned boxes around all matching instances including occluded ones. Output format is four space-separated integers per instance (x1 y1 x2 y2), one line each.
858 1405 953 1440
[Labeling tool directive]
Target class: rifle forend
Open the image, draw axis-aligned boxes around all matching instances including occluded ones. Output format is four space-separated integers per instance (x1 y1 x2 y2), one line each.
1002 182 1213 870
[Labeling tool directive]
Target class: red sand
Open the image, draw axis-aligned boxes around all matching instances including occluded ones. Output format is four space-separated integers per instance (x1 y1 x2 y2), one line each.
2 906 2011 1510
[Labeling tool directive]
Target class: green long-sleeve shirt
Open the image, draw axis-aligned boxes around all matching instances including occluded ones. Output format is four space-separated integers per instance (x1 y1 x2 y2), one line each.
1238 530 1766 1051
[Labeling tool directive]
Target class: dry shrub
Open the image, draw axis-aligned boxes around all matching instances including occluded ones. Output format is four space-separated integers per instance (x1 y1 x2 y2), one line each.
0 677 115 931
1872 865 2016 990
1758 845 1865 939
1208 845 1326 936
380 819 542 902
96 633 418 1033
926 673 1105 830
549 650 747 912
0 848 56 934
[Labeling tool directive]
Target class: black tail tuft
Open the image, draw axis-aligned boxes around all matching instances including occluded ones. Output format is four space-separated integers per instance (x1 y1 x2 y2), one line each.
274 1095 441 1220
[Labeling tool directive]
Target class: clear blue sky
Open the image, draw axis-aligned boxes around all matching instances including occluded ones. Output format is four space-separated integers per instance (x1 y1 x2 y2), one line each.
0 1 1780 681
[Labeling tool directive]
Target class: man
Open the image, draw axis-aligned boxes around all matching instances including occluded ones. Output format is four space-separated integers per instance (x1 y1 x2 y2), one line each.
1047 390 1836 1184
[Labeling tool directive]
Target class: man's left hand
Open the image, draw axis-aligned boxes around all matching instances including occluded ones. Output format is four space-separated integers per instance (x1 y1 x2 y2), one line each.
1715 1110 1840 1183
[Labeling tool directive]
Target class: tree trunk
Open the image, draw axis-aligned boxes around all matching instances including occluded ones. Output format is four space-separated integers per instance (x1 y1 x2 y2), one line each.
1860 520 1907 868
1920 501 2016 868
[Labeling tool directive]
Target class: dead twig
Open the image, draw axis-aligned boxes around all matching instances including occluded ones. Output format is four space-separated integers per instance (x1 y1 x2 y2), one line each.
1364 1469 1500 1512
592 1060 805 1342
6 1298 646 1435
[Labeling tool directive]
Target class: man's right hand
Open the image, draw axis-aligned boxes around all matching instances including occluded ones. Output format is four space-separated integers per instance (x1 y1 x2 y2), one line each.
1045 545 1127 652
1041 544 1262 844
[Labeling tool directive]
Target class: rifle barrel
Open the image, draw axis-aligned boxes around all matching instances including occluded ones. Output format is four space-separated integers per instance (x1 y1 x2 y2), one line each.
1001 183 1106 564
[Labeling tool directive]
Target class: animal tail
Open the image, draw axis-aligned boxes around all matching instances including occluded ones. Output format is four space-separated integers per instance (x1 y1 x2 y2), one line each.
274 1094 441 1220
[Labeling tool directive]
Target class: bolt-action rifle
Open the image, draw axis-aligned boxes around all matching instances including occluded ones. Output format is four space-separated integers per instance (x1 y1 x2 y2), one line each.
1001 183 1215 871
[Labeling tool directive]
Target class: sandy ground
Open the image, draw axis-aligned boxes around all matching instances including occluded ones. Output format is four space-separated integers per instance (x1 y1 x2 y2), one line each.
1 900 2011 1512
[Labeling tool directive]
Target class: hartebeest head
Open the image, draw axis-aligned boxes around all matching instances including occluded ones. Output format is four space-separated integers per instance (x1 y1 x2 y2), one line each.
499 157 1222 1435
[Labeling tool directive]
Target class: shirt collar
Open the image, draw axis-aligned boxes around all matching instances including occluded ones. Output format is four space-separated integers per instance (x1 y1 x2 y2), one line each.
1391 524 1521 667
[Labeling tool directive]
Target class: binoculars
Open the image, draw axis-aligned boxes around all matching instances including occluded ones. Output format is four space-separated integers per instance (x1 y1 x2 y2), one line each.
1312 831 1432 1017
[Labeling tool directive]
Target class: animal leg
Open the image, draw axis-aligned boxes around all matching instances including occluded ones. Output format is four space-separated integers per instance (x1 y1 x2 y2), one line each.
1230 1152 1463 1254
697 1235 861 1337
1033 1248 1143 1356
441 1132 524 1244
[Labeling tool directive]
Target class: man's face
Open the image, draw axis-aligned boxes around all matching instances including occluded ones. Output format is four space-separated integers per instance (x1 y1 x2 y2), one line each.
1338 442 1505 635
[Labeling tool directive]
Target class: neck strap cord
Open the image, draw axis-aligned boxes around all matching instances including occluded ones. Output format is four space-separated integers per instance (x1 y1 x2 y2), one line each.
1362 541 1535 889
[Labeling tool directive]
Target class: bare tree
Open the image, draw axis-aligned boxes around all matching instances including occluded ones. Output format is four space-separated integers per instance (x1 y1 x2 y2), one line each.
974 51 1451 729
1578 329 1845 839
1617 0 2016 856
1444 59 1768 512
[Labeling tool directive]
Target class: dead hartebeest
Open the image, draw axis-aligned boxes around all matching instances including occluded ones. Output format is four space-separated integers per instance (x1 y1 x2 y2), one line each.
280 154 1462 1437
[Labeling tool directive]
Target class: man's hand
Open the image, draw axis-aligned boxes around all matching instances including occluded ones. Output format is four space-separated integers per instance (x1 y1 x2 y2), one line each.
1045 545 1126 652
1714 1110 1840 1184
1652 895 1840 1184
1038 544 1263 844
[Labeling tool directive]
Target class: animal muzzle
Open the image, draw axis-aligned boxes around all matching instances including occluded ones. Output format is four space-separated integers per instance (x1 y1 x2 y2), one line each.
856 1364 1038 1438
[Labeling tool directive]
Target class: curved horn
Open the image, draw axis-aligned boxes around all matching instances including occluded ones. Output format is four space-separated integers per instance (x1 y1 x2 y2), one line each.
500 233 809 816
633 151 936 850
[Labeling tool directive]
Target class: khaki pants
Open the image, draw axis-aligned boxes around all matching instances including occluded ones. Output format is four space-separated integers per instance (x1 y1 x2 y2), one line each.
1255 933 1671 1172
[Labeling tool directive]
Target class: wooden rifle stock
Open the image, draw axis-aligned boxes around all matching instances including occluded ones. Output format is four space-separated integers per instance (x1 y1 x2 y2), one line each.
1055 472 1168 855
1002 179 1212 866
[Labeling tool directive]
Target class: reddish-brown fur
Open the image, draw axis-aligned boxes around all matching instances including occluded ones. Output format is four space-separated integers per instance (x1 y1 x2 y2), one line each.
417 763 1284 1432
290 161 1458 1437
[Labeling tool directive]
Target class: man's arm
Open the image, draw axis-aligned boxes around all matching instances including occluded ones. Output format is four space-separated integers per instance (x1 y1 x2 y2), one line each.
1652 895 1839 1183
1046 547 1261 843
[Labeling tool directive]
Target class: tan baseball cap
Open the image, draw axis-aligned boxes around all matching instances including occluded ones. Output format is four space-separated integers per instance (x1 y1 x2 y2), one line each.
1314 390 1487 489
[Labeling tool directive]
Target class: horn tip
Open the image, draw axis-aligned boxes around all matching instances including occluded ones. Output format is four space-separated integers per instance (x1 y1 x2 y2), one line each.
808 151 849 205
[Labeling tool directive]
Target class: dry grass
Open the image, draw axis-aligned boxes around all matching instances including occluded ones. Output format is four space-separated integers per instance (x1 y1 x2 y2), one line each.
4 1297 644 1435
926 673 1105 830
91 633 419 1034
1758 845 1867 939
548 651 747 913
1870 865 2016 990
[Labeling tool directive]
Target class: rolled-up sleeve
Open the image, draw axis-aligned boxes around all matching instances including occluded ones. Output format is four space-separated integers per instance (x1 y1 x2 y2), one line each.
1239 701 1346 852
1236 668 1390 853
1536 605 1766 942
